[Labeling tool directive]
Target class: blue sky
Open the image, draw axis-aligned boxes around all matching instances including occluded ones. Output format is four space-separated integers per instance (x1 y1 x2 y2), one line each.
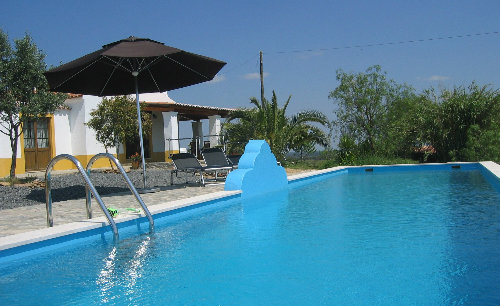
1 0 499 141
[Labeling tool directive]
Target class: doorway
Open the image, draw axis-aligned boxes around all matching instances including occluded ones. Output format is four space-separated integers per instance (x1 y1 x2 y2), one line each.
23 118 51 170
125 134 151 159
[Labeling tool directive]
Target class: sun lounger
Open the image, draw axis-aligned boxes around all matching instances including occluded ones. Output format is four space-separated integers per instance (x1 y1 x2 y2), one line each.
201 148 234 180
201 148 234 169
226 154 241 168
171 153 229 186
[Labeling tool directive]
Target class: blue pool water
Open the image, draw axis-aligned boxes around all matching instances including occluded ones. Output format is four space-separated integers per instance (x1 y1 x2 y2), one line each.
1 166 499 305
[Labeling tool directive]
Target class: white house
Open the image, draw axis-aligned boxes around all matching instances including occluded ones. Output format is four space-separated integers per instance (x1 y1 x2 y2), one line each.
0 92 233 177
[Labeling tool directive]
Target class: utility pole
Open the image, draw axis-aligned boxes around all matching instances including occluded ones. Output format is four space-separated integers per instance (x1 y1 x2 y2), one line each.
260 51 265 103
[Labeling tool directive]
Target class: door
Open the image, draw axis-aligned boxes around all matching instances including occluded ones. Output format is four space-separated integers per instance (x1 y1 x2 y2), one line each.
125 134 151 159
125 112 152 160
24 118 51 170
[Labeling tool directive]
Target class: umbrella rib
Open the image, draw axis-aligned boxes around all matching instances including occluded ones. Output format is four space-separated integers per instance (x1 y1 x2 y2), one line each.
136 58 147 71
103 55 133 73
51 57 102 90
99 57 124 96
163 55 212 80
139 56 162 73
146 68 162 92
123 57 150 73
136 57 164 92
125 58 137 72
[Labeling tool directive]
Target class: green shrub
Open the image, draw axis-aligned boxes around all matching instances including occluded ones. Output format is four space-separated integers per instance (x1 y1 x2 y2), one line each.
0 175 37 186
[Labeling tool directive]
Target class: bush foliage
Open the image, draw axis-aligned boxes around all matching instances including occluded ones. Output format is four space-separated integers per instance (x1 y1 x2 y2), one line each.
329 66 499 165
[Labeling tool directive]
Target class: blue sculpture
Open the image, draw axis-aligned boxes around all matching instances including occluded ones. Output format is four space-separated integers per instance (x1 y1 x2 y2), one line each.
225 140 288 197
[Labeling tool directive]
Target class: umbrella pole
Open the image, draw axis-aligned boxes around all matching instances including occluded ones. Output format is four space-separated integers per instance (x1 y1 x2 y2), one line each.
134 74 147 189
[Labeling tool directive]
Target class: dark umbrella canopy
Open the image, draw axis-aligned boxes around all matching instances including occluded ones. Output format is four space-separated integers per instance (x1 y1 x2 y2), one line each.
44 36 226 96
44 36 226 190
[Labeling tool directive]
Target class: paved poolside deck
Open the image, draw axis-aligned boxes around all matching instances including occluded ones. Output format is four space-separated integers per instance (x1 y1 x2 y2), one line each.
0 182 227 237
0 167 316 238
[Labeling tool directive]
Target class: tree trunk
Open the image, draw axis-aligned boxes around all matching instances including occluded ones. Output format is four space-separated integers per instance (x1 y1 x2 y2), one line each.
115 143 120 169
105 147 114 170
260 51 265 104
9 126 19 179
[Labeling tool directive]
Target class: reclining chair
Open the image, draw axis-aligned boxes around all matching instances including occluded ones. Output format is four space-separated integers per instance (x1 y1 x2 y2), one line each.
171 153 230 186
201 148 235 169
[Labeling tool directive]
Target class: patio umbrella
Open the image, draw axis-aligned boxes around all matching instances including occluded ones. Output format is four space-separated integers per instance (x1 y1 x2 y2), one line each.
44 36 226 189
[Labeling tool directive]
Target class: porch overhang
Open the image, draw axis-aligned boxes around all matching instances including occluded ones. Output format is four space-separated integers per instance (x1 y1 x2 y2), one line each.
143 101 235 121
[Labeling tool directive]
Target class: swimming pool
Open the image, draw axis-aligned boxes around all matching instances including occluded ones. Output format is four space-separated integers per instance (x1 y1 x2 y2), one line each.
1 164 499 305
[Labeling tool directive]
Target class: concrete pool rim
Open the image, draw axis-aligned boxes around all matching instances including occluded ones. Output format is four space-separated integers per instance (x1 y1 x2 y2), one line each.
0 161 499 261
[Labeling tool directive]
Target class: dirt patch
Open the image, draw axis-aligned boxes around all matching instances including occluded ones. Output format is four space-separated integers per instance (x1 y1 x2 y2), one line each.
285 168 314 175
0 179 45 188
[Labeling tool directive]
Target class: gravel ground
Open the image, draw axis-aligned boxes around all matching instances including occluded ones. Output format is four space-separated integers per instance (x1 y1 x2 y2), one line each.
0 169 199 210
0 166 310 211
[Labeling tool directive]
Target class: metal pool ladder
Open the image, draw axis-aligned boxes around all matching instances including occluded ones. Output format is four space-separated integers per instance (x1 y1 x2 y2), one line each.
45 153 154 238
86 153 154 233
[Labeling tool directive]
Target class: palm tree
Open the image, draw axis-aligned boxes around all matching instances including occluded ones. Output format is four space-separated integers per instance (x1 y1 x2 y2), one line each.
289 112 331 160
223 91 331 163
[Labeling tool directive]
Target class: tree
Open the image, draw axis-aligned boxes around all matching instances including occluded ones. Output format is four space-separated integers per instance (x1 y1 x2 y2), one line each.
222 108 258 154
289 126 320 160
223 91 331 163
423 83 500 162
0 30 66 178
329 65 413 154
462 124 500 162
86 95 152 164
288 111 331 160
383 92 431 158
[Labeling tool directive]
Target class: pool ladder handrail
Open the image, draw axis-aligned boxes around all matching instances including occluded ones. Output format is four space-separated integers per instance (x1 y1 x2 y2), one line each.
86 153 154 233
45 154 118 237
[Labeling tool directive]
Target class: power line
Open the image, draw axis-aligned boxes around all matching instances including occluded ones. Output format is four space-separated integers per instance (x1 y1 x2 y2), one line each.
269 31 499 55
222 31 499 75
221 54 259 74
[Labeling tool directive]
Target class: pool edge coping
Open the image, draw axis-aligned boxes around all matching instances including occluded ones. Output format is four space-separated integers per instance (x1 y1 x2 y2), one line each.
286 163 455 182
479 161 500 178
0 189 241 252
287 161 500 182
1 161 498 252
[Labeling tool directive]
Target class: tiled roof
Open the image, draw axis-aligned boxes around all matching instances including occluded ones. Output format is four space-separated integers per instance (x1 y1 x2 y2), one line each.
143 101 235 121
67 93 83 99
144 101 235 112
57 104 71 110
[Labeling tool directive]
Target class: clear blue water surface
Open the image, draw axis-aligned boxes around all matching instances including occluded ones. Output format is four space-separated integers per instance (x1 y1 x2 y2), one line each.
0 169 499 305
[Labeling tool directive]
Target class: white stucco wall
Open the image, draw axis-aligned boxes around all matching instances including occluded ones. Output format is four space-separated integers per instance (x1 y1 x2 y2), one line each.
192 121 203 150
151 111 164 153
1 94 124 175
208 115 221 147
66 95 115 157
53 110 72 155
0 128 22 159
163 112 179 152
67 96 86 156
83 95 110 155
